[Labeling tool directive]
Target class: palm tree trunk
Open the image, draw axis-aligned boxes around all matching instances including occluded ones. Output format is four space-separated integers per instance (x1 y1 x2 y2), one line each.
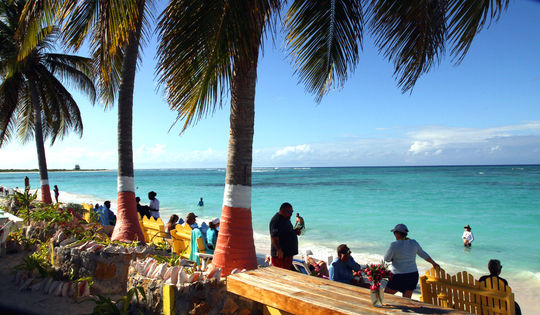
29 83 52 204
212 52 259 275
111 0 145 242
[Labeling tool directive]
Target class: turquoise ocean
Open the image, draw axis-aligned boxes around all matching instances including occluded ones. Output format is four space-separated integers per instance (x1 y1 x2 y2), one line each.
1 165 539 311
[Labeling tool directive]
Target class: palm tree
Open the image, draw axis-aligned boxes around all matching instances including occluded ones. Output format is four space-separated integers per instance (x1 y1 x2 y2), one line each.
157 0 281 275
57 0 148 241
0 0 96 204
158 0 509 275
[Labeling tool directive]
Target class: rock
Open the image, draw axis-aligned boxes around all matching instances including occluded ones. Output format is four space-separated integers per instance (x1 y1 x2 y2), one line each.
220 296 239 314
168 266 179 284
48 281 61 295
94 262 117 280
239 308 251 315
55 282 64 296
177 267 188 285
42 278 54 293
61 282 70 297
30 279 44 291
19 277 34 291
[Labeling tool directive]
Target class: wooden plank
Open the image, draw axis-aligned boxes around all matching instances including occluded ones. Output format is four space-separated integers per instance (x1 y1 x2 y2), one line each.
227 267 467 315
227 271 380 315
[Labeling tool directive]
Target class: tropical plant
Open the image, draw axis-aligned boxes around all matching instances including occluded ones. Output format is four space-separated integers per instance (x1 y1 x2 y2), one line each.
88 286 146 315
0 0 96 204
13 188 38 219
157 0 510 275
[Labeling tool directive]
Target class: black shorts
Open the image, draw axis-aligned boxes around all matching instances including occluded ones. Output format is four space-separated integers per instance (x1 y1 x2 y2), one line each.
386 271 419 293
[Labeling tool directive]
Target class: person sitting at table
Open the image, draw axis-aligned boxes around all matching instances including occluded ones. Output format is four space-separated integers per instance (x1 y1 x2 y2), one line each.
329 244 364 286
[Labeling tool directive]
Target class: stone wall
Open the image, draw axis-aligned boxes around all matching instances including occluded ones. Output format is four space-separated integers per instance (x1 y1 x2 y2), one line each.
128 272 263 315
52 241 167 295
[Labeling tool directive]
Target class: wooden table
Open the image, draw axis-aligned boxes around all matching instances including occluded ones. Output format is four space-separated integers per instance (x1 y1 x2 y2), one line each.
227 266 469 315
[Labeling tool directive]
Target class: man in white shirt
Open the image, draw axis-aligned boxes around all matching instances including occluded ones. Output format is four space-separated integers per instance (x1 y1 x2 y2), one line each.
148 191 160 219
462 224 474 247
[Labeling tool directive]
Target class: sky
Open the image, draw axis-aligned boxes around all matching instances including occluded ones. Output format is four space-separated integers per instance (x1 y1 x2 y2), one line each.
1 0 540 169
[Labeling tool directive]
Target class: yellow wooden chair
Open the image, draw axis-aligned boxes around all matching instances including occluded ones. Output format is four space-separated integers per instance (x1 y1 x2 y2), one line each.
420 267 515 315
139 215 167 245
170 223 192 258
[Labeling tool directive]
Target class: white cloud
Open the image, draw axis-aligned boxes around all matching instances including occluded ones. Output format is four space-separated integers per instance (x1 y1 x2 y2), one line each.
271 144 312 159
2 121 540 169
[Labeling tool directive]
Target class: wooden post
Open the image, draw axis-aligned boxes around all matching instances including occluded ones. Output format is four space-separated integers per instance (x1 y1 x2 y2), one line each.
163 284 175 315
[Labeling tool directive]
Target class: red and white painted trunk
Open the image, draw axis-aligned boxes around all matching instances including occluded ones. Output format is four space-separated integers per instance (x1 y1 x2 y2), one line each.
40 179 52 204
111 176 145 242
211 184 257 276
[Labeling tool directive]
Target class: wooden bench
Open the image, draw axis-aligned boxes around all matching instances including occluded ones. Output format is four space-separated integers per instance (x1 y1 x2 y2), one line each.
138 215 167 245
227 266 467 315
170 223 192 258
169 223 209 265
420 267 516 315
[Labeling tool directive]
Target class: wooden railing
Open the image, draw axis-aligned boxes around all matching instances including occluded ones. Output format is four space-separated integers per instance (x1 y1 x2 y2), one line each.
420 267 515 315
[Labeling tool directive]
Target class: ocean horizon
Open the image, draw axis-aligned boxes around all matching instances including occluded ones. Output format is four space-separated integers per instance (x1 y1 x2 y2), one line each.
1 164 539 313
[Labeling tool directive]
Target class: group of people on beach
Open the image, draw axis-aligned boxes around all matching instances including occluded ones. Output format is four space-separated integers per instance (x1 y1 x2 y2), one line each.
268 202 516 309
163 211 220 265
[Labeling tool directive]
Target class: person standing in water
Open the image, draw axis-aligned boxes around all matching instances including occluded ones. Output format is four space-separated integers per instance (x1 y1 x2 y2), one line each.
294 213 305 233
462 224 474 247
198 197 204 207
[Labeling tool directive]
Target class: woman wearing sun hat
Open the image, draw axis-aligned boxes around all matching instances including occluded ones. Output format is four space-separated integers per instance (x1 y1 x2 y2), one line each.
384 223 440 298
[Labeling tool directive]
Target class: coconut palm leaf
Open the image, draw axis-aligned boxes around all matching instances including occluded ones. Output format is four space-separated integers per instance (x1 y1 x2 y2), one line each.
0 0 95 203
157 0 280 133
368 0 447 93
0 74 23 146
447 0 509 63
285 0 364 102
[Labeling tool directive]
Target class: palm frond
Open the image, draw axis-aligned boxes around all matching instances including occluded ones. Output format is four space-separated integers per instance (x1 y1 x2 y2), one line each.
368 0 447 92
60 0 148 106
157 0 280 133
44 53 97 103
17 0 61 61
285 0 363 102
447 0 509 63
0 74 23 146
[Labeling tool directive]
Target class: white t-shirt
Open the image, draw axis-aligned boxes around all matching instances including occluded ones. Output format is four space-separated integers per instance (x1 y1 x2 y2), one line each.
462 231 474 243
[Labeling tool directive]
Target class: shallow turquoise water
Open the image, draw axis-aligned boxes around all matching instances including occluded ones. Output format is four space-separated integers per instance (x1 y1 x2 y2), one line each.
2 165 539 287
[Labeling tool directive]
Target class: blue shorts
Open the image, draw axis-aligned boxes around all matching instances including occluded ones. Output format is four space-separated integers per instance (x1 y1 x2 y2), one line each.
386 271 419 292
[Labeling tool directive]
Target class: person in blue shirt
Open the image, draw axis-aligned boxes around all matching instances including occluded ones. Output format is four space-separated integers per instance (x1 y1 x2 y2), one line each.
97 201 115 226
186 212 208 265
329 244 365 286
206 217 220 254
198 197 204 207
